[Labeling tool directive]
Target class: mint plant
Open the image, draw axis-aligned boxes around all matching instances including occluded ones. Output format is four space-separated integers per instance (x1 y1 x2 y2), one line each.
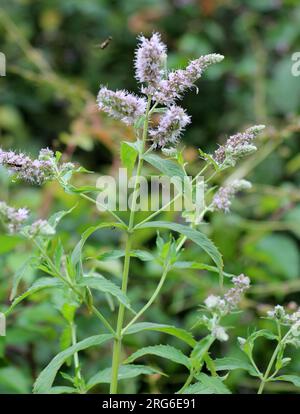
2 32 296 395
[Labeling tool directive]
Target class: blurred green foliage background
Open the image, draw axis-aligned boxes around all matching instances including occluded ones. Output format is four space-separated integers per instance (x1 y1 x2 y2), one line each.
1 0 300 394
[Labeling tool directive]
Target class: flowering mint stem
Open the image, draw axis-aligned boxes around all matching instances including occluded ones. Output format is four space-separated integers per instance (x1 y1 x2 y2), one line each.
257 327 292 394
110 96 152 394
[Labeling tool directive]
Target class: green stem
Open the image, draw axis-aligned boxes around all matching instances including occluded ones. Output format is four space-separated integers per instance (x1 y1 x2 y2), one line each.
110 96 152 394
177 370 194 394
110 234 132 394
257 327 292 394
122 263 171 335
71 321 83 390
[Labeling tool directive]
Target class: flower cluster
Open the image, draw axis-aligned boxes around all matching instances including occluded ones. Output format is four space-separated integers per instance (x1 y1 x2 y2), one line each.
97 32 223 152
26 219 55 237
0 201 29 233
268 304 300 324
205 274 250 315
97 87 147 126
266 304 300 342
150 54 224 106
213 125 265 166
0 201 55 237
202 274 250 341
149 105 191 147
0 148 74 185
211 179 252 213
135 33 167 88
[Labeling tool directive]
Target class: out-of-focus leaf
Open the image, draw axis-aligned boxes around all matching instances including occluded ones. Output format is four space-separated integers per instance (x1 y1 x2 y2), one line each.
0 367 30 393
248 234 300 279
274 375 300 387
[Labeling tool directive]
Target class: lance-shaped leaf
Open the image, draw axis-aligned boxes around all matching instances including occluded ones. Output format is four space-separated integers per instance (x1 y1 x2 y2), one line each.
71 222 126 267
143 153 186 180
125 322 196 347
10 256 40 300
7 277 62 314
124 345 191 369
33 334 113 393
121 141 138 174
87 364 164 390
79 274 134 313
184 373 231 394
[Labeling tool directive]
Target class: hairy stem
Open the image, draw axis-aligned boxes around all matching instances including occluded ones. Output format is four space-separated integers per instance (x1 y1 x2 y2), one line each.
110 96 152 394
71 322 83 391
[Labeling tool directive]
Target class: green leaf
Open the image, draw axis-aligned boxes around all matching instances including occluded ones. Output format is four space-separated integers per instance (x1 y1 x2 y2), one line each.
71 222 126 267
0 367 30 393
250 234 300 279
0 235 21 254
191 336 215 370
87 364 163 390
214 356 257 376
54 239 64 270
274 375 300 387
48 205 77 229
198 148 220 171
124 345 191 369
249 329 278 342
48 386 77 394
138 221 223 276
131 250 155 261
7 277 62 314
172 261 234 278
33 334 113 393
184 373 231 394
92 249 154 262
121 141 138 174
59 326 72 352
68 185 100 194
125 322 196 347
143 153 186 180
10 256 39 300
79 274 134 312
